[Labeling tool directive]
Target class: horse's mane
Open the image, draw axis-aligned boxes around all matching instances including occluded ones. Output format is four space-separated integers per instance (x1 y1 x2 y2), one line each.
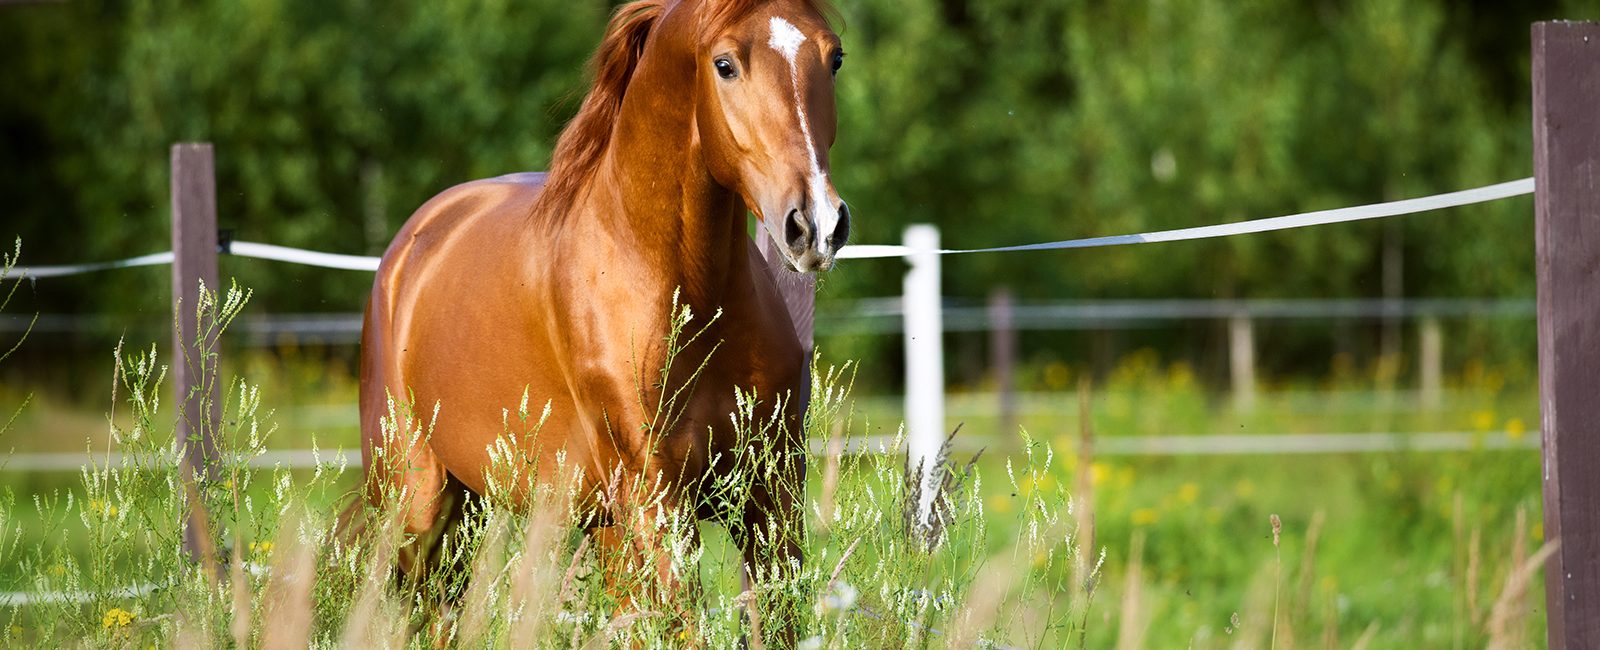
532 0 835 218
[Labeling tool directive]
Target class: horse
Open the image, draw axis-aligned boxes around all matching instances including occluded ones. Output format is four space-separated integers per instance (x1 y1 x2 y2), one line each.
356 0 848 636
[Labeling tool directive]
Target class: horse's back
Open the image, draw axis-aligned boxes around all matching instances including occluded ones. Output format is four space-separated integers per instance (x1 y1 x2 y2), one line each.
382 172 548 263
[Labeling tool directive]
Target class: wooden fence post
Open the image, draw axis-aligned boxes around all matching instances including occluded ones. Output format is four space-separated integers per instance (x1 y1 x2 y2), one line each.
1418 317 1442 410
1533 21 1600 649
903 224 944 533
171 143 220 564
988 287 1016 435
1229 311 1256 412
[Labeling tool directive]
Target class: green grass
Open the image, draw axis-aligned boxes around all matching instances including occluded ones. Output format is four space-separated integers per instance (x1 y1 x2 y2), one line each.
0 278 1551 647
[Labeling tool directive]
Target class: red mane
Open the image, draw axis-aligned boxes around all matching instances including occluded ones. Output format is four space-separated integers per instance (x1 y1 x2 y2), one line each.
532 0 666 218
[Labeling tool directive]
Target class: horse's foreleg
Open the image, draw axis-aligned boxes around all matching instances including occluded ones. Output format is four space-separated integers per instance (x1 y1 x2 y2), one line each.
590 469 703 639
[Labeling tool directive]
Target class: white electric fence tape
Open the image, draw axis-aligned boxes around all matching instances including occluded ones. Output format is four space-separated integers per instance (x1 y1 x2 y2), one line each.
839 177 1536 259
18 251 175 278
228 241 381 271
15 177 1535 275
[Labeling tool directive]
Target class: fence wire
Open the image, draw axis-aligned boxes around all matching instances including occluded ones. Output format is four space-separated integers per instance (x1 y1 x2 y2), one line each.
17 177 1535 276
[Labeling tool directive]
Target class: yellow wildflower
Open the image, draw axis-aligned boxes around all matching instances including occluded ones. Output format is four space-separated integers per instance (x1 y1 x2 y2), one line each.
1089 462 1109 487
1372 355 1400 382
1168 362 1195 390
1506 418 1527 440
1035 474 1056 493
1178 482 1199 504
1131 508 1159 526
250 541 275 556
1054 437 1075 461
1043 362 1070 390
1470 410 1495 431
102 607 134 629
1483 368 1506 394
1463 358 1485 385
987 494 1013 514
1233 479 1256 499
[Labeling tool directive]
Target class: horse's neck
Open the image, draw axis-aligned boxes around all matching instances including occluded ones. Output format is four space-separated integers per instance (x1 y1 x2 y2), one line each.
582 88 750 311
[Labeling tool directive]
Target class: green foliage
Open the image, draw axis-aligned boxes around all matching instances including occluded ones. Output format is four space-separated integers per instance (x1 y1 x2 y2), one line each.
822 0 1548 381
1 0 604 316
0 291 1552 645
0 0 1585 377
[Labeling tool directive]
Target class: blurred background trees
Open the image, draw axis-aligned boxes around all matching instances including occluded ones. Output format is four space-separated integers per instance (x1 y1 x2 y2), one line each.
2 0 1595 393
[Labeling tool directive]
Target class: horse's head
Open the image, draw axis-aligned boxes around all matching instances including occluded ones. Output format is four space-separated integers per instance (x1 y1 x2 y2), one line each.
694 0 848 273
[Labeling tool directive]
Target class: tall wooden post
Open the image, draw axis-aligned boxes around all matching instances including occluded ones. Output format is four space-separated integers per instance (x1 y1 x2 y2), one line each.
1533 21 1600 649
1228 312 1256 412
987 288 1016 435
171 143 220 563
1418 317 1442 410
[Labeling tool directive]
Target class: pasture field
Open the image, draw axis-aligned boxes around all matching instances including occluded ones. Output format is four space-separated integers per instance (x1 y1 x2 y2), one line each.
0 321 1547 647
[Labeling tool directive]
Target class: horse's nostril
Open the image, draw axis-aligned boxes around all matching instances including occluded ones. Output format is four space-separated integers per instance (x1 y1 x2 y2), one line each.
830 202 852 249
784 208 811 251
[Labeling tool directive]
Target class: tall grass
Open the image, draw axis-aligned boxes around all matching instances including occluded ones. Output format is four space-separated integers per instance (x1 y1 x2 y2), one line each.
0 280 1103 647
0 265 1558 647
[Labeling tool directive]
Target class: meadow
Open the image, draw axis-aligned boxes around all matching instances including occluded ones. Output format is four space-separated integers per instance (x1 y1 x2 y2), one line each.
0 279 1549 648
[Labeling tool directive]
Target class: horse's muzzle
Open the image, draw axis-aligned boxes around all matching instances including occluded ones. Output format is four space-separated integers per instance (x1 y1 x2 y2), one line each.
782 201 850 272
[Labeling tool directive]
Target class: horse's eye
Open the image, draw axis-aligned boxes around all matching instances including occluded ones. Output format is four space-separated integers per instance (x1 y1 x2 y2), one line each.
830 51 845 76
714 57 738 80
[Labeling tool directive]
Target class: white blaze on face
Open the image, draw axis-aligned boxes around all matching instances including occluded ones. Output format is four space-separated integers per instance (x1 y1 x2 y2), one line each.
768 16 840 253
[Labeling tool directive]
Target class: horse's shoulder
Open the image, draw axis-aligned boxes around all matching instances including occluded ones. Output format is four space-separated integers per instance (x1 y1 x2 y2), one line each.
378 172 549 279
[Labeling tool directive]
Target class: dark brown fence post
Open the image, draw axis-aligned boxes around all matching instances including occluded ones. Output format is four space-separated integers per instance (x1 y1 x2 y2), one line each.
987 287 1016 435
1533 21 1600 649
171 143 220 564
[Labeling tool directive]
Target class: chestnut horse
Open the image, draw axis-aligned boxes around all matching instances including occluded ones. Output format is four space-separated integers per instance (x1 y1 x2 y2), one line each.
357 0 847 629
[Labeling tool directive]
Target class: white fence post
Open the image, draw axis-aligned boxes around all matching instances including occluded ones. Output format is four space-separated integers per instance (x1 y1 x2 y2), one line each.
988 287 1017 435
903 224 944 531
